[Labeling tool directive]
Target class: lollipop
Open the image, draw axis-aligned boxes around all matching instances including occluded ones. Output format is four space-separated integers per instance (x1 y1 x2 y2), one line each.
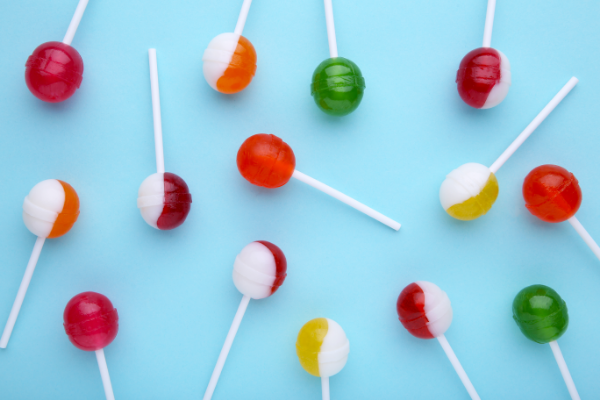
25 0 89 102
0 179 80 348
513 285 580 400
296 318 350 400
203 241 287 400
397 282 480 400
202 0 257 94
237 134 400 230
523 164 600 262
64 292 119 400
456 0 510 108
440 77 578 220
311 0 365 116
137 49 192 230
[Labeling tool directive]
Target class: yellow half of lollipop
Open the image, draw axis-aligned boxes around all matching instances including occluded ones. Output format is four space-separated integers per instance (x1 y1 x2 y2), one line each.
296 318 350 378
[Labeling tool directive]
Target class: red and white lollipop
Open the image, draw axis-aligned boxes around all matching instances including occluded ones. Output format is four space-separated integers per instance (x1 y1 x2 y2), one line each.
1 179 80 348
203 241 287 400
137 50 192 230
397 282 480 400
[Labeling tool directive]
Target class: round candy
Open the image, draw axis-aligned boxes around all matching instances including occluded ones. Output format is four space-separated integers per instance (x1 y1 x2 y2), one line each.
397 281 453 339
233 241 287 299
440 163 499 220
311 57 365 116
512 284 568 344
523 165 582 223
23 179 80 238
456 48 511 109
237 134 296 188
202 33 257 94
25 42 84 103
63 292 119 351
296 318 349 377
137 173 192 230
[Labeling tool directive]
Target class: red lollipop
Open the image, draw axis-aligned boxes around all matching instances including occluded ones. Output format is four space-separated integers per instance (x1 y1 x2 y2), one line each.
237 134 400 230
25 0 89 102
523 164 600 261
64 292 118 400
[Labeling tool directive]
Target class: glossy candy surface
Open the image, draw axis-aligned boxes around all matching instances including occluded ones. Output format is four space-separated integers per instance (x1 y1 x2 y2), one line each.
439 163 499 220
512 285 569 344
63 292 119 351
397 281 453 339
23 179 80 238
296 318 349 377
233 241 287 299
25 42 84 103
311 57 365 116
456 48 511 109
202 33 257 94
523 165 582 223
137 172 192 230
237 134 296 188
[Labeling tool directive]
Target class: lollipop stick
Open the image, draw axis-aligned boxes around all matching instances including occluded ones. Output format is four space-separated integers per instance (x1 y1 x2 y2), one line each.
63 0 89 46
489 77 578 174
482 0 496 47
321 376 330 400
0 237 45 349
549 341 580 400
437 334 481 400
568 216 600 261
203 295 251 400
234 0 253 35
323 0 338 58
148 49 165 174
292 170 400 230
96 349 116 400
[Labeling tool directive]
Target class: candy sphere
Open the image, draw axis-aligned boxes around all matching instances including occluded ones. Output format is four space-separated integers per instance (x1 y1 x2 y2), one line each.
512 285 568 344
397 281 453 339
440 163 499 220
233 241 287 299
137 172 192 230
237 134 296 188
202 33 257 94
311 57 365 116
23 179 80 238
523 165 582 223
456 48 511 109
63 292 119 351
25 42 84 103
296 318 349 377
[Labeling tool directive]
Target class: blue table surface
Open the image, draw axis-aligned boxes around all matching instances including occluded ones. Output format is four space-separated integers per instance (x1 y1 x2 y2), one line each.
1 0 599 398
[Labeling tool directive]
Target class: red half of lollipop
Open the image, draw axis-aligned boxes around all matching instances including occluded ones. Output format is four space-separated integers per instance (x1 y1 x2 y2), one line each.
63 292 118 351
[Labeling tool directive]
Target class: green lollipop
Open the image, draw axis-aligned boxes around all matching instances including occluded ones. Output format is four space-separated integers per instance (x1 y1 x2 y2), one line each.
512 284 568 344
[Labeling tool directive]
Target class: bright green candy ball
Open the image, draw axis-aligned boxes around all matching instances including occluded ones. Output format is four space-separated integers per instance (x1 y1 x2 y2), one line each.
311 57 365 116
512 285 569 344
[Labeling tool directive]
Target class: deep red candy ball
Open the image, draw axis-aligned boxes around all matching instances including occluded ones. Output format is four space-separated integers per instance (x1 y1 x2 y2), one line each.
63 292 119 351
523 165 582 223
25 41 84 103
456 47 502 108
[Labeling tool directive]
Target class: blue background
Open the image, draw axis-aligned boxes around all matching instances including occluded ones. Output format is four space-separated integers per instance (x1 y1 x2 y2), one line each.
0 0 599 398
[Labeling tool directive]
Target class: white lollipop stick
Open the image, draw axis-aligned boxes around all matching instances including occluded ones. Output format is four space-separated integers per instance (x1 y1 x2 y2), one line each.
568 216 600 261
549 341 580 400
482 0 496 48
437 334 481 400
203 295 251 400
292 170 400 230
0 237 45 349
321 376 330 400
148 49 165 174
96 349 116 400
323 0 338 58
234 0 253 35
489 77 578 174
63 0 89 46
